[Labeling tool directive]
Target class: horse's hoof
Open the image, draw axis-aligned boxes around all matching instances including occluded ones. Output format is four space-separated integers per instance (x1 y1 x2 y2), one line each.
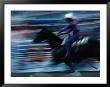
65 71 81 77
72 71 81 76
69 69 75 73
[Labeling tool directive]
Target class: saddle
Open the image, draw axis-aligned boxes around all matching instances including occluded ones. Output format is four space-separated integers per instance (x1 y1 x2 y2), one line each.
71 36 90 47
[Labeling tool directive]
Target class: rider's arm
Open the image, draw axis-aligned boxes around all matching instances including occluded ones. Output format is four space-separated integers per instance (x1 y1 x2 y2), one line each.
59 21 77 34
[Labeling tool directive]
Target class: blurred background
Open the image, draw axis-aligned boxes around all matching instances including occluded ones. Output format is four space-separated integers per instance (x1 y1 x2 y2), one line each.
11 11 100 77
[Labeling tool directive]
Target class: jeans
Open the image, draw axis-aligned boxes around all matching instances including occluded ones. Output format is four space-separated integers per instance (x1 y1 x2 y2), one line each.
64 32 79 57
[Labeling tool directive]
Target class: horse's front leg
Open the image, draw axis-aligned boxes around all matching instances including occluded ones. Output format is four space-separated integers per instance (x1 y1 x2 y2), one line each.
64 56 75 72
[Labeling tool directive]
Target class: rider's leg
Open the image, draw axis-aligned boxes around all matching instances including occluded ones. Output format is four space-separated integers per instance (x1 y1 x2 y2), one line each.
64 41 72 57
64 32 79 58
63 32 79 70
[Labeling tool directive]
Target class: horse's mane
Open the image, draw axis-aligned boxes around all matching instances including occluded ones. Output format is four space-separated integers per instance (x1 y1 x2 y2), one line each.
42 28 62 40
41 27 63 48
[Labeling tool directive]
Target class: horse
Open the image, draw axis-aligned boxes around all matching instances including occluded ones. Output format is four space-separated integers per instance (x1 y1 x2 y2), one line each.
32 27 100 70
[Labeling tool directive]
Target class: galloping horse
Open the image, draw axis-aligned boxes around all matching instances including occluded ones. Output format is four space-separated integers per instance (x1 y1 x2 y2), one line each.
33 27 100 70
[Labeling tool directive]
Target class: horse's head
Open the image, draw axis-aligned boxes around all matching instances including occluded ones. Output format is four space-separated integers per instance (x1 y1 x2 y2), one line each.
33 26 63 49
33 27 48 43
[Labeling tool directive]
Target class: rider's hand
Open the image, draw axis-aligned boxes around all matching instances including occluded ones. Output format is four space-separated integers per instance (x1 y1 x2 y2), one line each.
57 32 61 36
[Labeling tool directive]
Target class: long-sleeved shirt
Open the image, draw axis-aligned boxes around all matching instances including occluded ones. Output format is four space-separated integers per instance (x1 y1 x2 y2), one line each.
59 21 79 34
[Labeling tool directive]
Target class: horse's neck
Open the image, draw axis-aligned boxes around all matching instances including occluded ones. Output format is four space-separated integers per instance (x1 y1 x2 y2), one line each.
47 33 62 49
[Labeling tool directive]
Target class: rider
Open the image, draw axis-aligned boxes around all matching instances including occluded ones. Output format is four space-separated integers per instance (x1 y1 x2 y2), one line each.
57 12 80 61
